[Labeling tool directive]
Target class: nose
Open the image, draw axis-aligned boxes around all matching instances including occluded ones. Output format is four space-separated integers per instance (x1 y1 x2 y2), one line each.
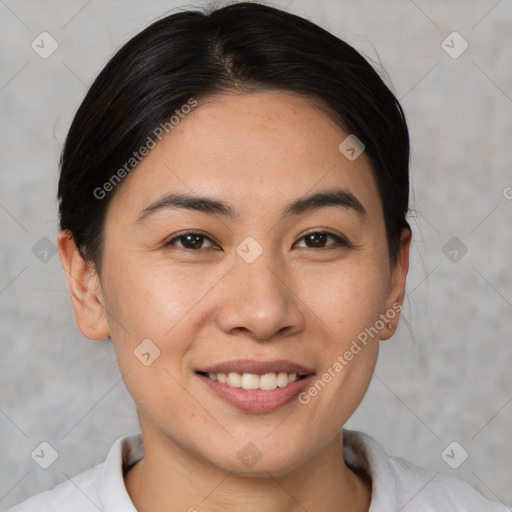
214 251 305 341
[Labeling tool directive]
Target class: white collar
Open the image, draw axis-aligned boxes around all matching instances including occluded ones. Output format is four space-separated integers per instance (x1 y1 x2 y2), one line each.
98 431 142 511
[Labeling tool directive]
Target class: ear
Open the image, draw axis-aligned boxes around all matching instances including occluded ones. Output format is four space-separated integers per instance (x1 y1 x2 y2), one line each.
380 227 412 341
57 230 110 340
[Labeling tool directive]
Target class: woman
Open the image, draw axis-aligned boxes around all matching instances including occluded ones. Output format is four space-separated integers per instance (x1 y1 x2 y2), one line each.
7 2 509 511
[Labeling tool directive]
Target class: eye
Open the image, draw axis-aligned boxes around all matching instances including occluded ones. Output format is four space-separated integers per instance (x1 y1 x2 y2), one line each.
164 231 218 250
294 230 348 249
164 230 349 251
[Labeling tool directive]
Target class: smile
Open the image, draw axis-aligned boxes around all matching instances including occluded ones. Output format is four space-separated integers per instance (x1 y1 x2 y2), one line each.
195 360 315 413
197 371 308 391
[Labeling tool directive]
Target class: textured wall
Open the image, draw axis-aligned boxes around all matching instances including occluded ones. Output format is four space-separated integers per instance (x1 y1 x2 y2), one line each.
0 0 511 508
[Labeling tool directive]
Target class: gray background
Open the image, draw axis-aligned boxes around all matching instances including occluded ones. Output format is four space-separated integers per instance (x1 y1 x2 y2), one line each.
1 0 511 509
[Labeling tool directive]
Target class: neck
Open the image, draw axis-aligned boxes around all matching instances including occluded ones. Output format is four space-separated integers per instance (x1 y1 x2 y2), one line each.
124 426 371 512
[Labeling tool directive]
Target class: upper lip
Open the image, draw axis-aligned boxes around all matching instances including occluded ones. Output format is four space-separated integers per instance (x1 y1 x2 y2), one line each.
197 359 315 376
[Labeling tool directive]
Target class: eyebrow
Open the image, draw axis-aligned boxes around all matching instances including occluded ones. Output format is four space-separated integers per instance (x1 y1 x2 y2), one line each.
136 187 367 223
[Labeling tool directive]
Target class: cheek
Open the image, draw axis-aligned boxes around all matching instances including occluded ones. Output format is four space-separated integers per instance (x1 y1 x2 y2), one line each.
297 279 382 434
104 256 201 335
299 257 390 340
293 257 387 416
302 251 389 412
103 260 198 419
102 255 226 382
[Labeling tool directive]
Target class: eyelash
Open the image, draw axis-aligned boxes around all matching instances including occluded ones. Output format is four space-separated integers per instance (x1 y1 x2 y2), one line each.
164 230 350 251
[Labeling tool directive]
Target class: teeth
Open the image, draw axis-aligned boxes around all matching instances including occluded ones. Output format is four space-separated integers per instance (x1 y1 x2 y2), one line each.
205 371 301 390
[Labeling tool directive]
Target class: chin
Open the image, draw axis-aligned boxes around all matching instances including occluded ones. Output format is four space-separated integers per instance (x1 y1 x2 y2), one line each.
202 438 311 477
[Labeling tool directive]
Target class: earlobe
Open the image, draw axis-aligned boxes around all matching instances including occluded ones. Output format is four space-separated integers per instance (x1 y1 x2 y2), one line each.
381 227 412 341
57 230 110 340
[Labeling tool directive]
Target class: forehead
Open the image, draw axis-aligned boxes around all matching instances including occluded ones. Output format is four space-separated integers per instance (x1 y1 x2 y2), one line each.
108 91 382 222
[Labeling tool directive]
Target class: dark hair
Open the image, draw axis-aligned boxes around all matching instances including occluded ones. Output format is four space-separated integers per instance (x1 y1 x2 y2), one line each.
58 1 411 273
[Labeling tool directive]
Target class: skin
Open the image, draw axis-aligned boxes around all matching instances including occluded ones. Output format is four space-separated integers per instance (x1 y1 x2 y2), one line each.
58 90 411 512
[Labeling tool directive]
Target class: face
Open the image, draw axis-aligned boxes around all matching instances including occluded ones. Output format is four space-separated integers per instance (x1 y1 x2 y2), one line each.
62 91 410 476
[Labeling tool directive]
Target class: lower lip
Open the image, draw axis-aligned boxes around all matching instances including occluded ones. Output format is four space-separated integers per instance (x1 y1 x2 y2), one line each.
196 373 315 413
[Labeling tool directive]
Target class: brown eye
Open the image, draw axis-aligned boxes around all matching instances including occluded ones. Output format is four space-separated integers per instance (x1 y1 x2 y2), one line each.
295 231 347 249
165 230 348 251
165 231 216 250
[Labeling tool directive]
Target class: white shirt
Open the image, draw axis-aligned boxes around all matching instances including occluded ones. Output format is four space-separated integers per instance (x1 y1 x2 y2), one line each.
6 429 510 511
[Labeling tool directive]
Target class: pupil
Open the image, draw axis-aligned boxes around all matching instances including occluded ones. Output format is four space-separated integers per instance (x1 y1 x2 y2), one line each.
306 233 326 248
185 234 202 249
